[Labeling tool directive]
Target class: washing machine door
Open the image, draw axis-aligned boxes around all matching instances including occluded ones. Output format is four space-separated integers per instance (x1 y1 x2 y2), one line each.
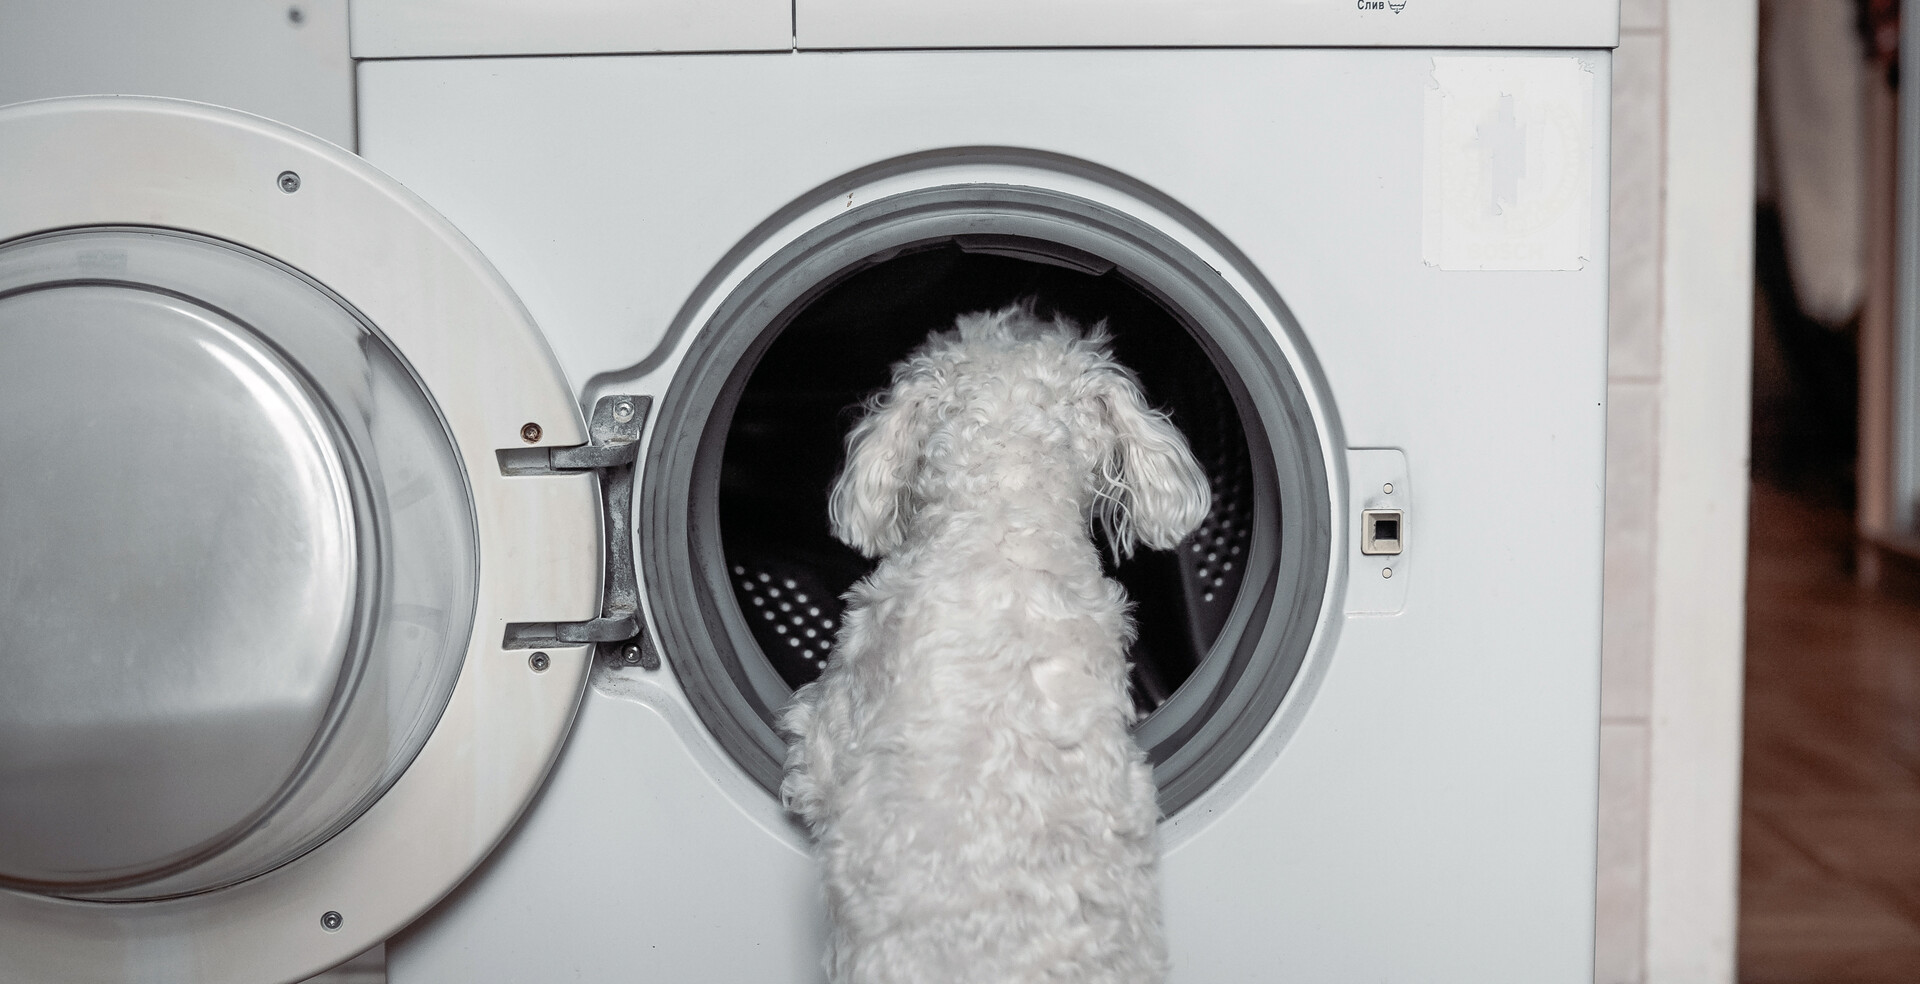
0 96 617 984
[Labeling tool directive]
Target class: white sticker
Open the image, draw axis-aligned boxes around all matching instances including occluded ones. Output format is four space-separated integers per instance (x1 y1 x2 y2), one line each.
1423 56 1595 271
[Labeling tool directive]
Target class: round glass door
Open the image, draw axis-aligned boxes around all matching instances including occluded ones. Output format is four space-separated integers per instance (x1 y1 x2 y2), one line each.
0 228 478 899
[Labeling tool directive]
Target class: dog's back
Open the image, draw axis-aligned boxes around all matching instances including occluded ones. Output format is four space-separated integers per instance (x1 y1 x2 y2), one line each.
781 306 1209 984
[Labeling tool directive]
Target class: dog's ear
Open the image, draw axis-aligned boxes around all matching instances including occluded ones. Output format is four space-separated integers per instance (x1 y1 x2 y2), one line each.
1089 366 1211 558
828 368 941 558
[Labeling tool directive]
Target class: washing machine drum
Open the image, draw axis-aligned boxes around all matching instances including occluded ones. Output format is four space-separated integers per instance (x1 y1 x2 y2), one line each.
720 245 1258 710
0 98 604 983
645 188 1333 821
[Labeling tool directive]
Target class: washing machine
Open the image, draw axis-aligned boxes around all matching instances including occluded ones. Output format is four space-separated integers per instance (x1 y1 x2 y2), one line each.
0 3 1615 982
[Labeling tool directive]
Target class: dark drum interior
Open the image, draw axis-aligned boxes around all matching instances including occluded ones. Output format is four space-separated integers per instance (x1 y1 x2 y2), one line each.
717 243 1260 716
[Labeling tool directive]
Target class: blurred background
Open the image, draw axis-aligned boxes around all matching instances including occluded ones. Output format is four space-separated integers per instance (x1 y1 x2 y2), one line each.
1732 1 1920 981
1606 0 1920 981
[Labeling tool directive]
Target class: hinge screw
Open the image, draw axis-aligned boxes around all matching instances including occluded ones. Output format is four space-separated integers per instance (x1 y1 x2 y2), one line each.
622 644 642 665
520 422 542 443
277 171 301 194
529 651 551 672
320 911 343 932
613 400 636 422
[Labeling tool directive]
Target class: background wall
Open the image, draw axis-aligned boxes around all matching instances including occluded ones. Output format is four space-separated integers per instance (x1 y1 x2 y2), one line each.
1597 0 1758 981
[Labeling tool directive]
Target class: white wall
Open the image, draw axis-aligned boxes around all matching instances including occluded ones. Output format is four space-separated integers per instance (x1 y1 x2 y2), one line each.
1596 0 1757 980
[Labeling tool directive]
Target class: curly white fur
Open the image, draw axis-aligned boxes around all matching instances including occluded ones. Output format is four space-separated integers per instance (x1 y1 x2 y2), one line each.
779 304 1211 984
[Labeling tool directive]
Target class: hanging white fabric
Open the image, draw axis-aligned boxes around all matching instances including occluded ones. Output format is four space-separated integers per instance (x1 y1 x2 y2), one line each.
1760 0 1870 327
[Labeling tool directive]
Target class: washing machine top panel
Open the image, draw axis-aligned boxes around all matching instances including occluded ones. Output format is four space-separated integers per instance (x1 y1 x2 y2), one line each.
349 0 1618 58
0 283 358 889
797 0 1620 50
0 96 603 984
350 0 791 57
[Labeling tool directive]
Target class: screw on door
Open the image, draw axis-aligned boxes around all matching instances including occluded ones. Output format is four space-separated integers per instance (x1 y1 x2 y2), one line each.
617 638 661 671
320 911 343 932
277 171 301 194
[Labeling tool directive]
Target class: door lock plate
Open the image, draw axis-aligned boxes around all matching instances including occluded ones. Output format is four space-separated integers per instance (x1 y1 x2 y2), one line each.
1361 509 1403 555
1346 449 1410 615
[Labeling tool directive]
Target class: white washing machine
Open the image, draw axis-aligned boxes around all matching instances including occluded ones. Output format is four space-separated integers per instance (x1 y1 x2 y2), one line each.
0 3 1614 982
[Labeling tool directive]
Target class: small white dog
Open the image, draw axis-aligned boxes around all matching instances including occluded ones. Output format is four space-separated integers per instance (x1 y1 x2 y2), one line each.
779 304 1211 984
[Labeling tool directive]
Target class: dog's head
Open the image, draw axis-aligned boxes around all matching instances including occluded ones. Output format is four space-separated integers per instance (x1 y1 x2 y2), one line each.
827 304 1210 559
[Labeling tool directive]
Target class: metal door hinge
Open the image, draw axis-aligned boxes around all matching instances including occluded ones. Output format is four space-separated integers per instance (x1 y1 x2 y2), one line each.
501 395 660 669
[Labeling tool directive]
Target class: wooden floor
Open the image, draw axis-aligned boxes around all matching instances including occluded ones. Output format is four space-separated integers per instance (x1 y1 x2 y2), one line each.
1740 483 1920 981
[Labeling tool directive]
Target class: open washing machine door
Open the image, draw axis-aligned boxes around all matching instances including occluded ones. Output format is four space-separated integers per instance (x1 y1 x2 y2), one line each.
0 96 623 984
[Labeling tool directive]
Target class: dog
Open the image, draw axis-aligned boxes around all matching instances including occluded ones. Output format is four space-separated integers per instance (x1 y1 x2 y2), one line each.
778 303 1212 984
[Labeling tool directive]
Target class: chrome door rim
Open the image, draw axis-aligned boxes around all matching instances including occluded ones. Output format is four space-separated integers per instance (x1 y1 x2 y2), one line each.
0 96 602 984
